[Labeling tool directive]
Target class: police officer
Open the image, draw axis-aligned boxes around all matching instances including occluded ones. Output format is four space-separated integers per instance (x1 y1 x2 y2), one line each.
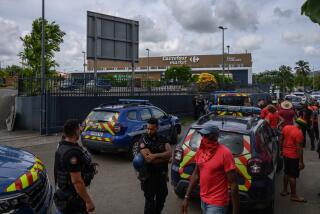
54 119 97 214
139 117 172 214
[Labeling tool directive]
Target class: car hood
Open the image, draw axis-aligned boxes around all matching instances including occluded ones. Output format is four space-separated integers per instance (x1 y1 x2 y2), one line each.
0 145 37 193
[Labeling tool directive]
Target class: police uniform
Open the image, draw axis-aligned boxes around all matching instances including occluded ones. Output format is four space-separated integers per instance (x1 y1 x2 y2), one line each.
139 134 169 214
54 140 96 214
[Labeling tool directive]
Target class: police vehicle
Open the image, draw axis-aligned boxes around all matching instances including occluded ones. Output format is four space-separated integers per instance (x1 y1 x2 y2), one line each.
0 145 53 213
171 105 282 213
209 91 271 107
81 99 181 159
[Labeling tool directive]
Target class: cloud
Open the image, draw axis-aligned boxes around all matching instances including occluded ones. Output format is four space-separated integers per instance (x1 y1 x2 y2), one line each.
0 17 22 62
214 0 259 31
282 31 320 45
235 34 263 51
134 16 167 43
273 7 293 18
56 31 85 70
163 0 218 33
303 46 320 57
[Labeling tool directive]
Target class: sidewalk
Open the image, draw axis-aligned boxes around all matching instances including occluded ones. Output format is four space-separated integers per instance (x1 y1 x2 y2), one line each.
274 149 320 214
0 129 61 148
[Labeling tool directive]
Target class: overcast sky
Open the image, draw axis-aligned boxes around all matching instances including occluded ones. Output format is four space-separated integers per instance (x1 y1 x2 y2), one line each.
0 0 319 73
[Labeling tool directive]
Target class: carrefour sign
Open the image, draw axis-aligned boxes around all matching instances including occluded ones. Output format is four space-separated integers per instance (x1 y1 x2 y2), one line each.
162 56 200 65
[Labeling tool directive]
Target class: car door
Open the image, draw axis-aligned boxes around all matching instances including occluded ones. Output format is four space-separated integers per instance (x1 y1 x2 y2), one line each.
150 107 172 137
138 108 153 133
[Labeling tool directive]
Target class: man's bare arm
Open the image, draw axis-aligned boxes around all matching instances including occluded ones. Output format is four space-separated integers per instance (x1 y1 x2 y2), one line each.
226 170 239 214
70 172 93 204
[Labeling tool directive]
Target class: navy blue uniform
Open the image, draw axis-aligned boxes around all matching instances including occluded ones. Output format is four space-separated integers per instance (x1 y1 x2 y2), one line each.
139 134 169 214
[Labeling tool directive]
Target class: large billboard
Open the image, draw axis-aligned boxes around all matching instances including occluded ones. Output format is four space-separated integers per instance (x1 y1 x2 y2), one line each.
87 11 139 63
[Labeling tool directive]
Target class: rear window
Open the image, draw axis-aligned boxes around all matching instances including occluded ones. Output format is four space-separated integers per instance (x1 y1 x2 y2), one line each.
219 96 248 106
186 129 250 155
87 111 118 122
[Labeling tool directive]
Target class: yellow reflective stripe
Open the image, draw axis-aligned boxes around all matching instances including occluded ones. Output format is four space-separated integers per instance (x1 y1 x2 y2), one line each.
235 161 251 180
6 183 16 192
179 151 195 168
30 168 39 181
104 138 110 142
91 136 97 140
85 135 90 139
84 126 90 131
20 174 29 189
181 173 190 179
239 185 248 191
103 123 115 136
96 137 102 141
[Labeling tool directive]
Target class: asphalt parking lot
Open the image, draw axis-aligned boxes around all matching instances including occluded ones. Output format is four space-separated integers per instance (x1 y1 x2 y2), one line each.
1 128 319 214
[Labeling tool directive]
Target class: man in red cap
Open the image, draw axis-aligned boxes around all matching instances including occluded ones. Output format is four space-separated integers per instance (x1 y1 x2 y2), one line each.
181 124 239 214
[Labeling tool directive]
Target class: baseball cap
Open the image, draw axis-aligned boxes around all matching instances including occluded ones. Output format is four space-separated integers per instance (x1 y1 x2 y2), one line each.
198 124 220 136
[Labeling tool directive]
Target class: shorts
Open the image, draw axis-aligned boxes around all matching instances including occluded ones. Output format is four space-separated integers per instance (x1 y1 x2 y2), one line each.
284 156 300 178
201 201 228 214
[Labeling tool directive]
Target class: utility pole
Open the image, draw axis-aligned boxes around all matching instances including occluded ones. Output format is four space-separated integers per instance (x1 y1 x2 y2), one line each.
146 48 150 81
40 0 46 135
226 45 230 77
82 51 86 80
218 26 227 87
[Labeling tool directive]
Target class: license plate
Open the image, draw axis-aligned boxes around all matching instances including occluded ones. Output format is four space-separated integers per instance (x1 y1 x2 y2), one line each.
90 131 103 137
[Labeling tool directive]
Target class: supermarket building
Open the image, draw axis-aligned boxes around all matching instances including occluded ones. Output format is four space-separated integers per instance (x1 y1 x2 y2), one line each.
77 53 252 85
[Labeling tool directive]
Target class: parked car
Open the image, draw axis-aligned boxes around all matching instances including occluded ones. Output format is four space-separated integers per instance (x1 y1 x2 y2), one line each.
0 145 53 213
284 95 303 109
81 99 181 159
86 79 112 91
171 106 281 213
209 91 271 107
59 79 79 91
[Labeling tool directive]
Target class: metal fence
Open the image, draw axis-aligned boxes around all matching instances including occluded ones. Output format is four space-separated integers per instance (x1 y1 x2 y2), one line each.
17 77 198 96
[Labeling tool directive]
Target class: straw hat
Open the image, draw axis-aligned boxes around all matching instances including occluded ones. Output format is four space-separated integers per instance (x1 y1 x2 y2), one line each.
281 100 293 110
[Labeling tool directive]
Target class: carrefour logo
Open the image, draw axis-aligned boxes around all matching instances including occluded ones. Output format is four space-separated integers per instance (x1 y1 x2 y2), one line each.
189 56 200 63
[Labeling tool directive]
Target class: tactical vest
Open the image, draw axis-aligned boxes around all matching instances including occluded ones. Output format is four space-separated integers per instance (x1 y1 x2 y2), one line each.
54 141 97 192
142 134 168 173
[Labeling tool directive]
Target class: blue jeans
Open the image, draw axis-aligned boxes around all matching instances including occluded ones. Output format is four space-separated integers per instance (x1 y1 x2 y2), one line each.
201 201 228 214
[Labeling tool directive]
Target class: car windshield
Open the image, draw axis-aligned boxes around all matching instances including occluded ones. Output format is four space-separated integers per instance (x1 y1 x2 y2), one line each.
219 96 248 106
187 129 249 155
86 111 118 122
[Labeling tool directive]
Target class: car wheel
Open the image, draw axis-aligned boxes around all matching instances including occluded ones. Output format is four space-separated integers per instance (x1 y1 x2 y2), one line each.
170 127 178 145
128 137 140 160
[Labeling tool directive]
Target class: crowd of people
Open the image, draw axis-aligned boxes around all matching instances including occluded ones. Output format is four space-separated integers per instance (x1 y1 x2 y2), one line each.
192 95 211 120
53 96 320 214
258 97 320 204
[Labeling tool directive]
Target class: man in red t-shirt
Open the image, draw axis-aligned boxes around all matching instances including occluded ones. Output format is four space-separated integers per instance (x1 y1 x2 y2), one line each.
181 125 239 214
280 118 307 203
279 101 296 127
265 105 284 129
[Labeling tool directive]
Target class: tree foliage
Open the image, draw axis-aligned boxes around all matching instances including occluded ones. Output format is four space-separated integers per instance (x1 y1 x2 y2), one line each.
18 18 66 77
197 73 217 92
294 60 311 89
302 0 320 25
164 65 192 83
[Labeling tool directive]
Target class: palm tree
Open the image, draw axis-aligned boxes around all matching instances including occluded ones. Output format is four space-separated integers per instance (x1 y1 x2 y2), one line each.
276 65 294 93
294 60 311 89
